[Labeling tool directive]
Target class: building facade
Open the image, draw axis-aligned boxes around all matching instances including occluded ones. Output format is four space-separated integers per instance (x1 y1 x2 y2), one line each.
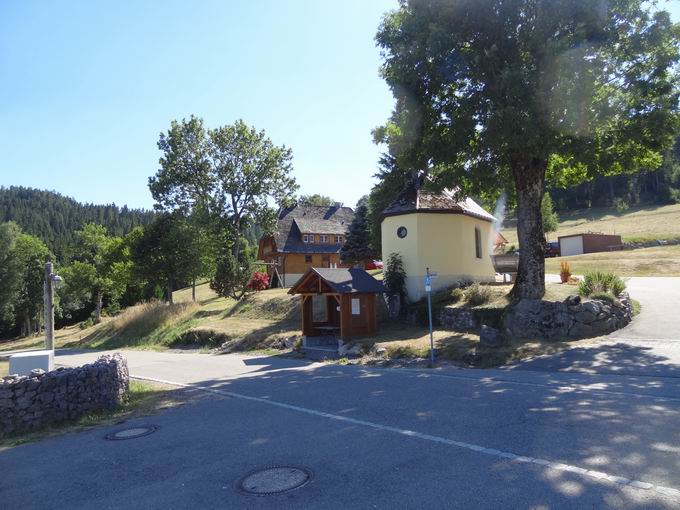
258 204 355 287
381 178 496 302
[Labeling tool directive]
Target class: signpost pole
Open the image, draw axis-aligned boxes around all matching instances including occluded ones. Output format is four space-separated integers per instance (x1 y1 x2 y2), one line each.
44 262 55 351
426 267 435 368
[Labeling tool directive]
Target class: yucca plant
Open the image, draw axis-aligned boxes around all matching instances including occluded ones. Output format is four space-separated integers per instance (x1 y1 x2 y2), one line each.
578 271 626 298
559 261 571 283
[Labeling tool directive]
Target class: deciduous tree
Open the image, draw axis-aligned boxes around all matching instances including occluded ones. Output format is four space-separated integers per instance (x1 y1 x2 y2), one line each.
375 0 679 299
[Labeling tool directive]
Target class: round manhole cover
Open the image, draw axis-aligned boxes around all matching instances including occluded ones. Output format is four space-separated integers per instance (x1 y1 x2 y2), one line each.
239 466 312 495
105 425 158 440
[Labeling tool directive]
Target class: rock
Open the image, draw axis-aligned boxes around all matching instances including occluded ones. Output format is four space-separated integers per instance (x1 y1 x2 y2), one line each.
564 295 581 306
439 307 477 331
281 336 297 349
582 301 601 316
575 310 597 324
479 325 507 348
569 322 593 338
347 344 363 356
374 346 387 357
30 369 46 378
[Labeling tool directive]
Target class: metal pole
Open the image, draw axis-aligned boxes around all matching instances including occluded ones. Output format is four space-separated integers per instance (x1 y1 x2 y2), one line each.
427 267 435 368
44 262 55 351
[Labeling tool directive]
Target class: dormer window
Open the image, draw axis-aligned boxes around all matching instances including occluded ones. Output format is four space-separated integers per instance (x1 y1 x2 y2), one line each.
303 234 311 243
335 235 343 244
320 235 328 243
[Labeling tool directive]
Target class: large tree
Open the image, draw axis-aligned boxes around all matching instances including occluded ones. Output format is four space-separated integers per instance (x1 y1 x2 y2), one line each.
375 0 679 299
13 233 52 336
61 224 130 322
149 117 299 265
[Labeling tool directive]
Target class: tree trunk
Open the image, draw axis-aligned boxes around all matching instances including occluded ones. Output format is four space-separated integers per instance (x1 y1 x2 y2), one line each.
192 277 196 302
167 280 174 304
94 290 103 323
510 157 547 300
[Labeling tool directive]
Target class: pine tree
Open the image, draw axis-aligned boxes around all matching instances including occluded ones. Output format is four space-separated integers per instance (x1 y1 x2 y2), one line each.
340 204 375 266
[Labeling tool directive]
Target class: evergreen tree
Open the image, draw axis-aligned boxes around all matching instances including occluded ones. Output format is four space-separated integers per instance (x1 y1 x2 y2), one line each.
383 253 406 298
541 193 559 237
340 204 375 266
0 186 155 261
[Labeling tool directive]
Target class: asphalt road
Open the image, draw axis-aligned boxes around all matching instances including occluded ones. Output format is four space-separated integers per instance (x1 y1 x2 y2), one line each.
2 349 680 509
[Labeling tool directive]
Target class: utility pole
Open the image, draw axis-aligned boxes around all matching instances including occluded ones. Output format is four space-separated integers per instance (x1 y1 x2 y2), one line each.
43 262 62 351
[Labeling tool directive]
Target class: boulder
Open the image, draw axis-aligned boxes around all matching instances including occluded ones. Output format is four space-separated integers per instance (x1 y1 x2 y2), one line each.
479 325 507 348
569 322 593 338
564 295 581 306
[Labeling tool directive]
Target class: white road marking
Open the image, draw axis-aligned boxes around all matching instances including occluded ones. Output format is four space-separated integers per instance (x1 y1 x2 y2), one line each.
132 374 680 500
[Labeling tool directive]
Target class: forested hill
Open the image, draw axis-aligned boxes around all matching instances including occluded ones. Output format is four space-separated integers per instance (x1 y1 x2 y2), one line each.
0 186 155 260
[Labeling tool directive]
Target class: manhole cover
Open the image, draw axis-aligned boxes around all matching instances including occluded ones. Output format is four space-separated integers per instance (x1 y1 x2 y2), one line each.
239 466 312 495
105 425 158 440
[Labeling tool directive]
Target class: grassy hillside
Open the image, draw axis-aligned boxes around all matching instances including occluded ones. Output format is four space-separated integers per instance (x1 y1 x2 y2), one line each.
501 203 680 245
545 244 680 276
0 283 302 353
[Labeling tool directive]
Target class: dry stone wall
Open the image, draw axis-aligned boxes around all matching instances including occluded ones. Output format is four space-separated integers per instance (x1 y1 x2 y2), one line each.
0 353 129 438
503 293 633 341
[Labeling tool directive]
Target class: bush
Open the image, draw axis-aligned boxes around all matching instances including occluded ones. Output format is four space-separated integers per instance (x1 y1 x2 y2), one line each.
384 253 407 297
450 288 464 303
589 291 617 304
578 271 626 298
247 271 270 291
465 283 492 306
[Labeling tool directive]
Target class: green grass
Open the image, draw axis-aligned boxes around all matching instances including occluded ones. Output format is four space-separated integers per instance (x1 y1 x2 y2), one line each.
1 379 186 449
545 245 680 276
0 283 302 354
502 203 680 245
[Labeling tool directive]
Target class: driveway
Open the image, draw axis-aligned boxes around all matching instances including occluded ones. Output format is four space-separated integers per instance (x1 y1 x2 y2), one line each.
2 349 680 508
511 277 680 378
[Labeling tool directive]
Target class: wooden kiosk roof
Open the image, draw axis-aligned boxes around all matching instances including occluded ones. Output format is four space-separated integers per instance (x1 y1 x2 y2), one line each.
288 268 384 295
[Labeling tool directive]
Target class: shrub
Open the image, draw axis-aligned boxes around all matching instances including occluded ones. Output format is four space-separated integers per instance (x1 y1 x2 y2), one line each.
450 288 464 303
589 291 617 304
465 283 492 306
578 271 626 298
384 253 407 297
210 252 252 299
247 271 270 291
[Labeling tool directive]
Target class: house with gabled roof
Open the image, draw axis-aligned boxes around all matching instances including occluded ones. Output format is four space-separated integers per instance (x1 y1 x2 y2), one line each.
258 203 355 287
381 175 497 302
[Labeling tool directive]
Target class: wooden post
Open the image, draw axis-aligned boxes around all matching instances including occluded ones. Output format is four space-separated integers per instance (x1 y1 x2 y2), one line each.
44 262 55 351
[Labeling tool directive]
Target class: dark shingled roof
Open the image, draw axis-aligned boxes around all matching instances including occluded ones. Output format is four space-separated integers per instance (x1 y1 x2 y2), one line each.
382 176 495 223
270 204 355 254
290 268 384 294
294 217 347 235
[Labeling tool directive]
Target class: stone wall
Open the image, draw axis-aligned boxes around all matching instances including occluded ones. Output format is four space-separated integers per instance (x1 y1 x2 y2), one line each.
503 293 633 341
0 353 129 438
439 307 478 330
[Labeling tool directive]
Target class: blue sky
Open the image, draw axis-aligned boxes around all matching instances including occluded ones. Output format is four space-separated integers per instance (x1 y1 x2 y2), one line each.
1 1 678 210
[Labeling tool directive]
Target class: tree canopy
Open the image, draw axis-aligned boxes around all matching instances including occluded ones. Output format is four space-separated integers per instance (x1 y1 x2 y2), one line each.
299 194 337 207
375 0 679 299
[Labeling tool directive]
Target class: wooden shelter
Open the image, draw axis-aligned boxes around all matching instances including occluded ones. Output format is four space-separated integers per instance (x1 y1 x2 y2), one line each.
288 268 384 340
